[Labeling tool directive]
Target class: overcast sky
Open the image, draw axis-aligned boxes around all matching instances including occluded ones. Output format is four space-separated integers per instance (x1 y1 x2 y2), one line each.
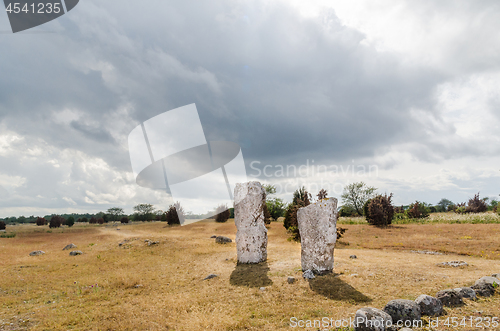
1 0 499 217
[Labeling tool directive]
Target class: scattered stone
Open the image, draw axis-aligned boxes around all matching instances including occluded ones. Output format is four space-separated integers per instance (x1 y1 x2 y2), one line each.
436 289 463 306
454 287 477 300
134 284 143 288
118 242 125 246
62 244 77 250
475 276 500 287
383 299 421 325
471 282 495 297
302 270 315 280
69 251 83 256
436 261 468 267
259 287 266 291
234 182 268 263
287 277 295 284
203 274 218 280
415 294 443 316
29 250 45 256
215 236 232 244
147 241 159 246
144 239 151 243
411 250 443 255
116 228 120 230
350 255 357 259
210 235 217 238
354 307 394 331
297 198 338 274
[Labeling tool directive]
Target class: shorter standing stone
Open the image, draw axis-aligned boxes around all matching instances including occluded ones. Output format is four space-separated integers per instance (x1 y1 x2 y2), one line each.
215 236 232 244
383 300 421 325
302 270 315 280
287 277 295 284
69 250 83 256
297 198 338 274
454 287 477 300
436 289 463 306
471 283 495 297
354 307 393 331
29 250 45 256
415 295 443 316
63 244 77 250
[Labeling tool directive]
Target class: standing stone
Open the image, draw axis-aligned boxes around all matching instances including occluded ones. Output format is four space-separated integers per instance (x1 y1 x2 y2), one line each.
234 182 267 263
297 198 338 274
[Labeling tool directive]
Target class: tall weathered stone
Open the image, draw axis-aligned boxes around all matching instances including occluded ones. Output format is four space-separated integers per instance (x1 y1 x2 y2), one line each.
234 182 267 263
297 198 338 274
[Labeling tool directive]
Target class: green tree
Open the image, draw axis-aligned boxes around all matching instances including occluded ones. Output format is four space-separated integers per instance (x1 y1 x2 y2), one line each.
341 182 377 216
133 203 155 221
263 184 286 222
437 198 453 212
66 216 75 227
107 207 124 222
263 184 277 195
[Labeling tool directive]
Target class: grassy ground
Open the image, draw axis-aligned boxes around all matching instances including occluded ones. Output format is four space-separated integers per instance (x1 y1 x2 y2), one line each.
0 219 499 330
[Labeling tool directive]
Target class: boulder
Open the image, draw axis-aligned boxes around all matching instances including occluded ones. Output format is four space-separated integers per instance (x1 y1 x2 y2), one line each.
302 270 315 280
471 282 495 297
29 250 45 256
215 236 232 244
454 287 477 300
354 307 394 331
69 250 83 256
383 300 421 325
475 276 500 287
436 289 463 306
62 244 77 250
234 182 267 263
414 294 443 316
297 198 338 274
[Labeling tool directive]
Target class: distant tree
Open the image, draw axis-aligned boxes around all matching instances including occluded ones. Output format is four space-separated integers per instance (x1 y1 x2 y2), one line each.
341 182 377 216
266 198 286 221
339 205 357 217
49 215 64 228
133 203 155 221
317 188 328 201
263 184 277 195
107 207 124 222
163 206 180 225
120 216 129 224
406 201 429 219
80 217 89 223
89 217 97 224
437 198 454 212
36 217 46 226
0 221 5 230
66 216 75 227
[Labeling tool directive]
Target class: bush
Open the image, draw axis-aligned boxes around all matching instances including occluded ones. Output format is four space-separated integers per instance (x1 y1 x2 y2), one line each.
120 216 129 224
339 205 357 217
0 221 5 230
466 193 488 213
263 202 272 225
66 216 75 228
164 205 181 225
266 198 286 222
215 204 230 223
406 201 429 219
36 217 46 226
366 194 394 226
447 204 457 212
363 199 372 218
336 227 347 240
49 215 64 228
97 218 104 225
80 217 89 223
284 187 311 241
89 217 97 224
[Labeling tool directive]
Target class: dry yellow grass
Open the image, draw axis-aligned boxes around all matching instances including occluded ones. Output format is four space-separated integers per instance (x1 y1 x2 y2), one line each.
0 221 499 330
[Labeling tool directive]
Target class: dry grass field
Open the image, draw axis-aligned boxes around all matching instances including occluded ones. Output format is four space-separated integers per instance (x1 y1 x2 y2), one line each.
0 219 499 330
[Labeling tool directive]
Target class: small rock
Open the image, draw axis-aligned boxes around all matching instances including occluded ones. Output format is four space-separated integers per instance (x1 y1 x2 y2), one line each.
471 282 495 297
62 244 77 251
302 270 315 280
210 235 217 238
411 250 443 255
454 287 477 300
383 299 421 325
436 261 468 267
350 255 357 259
415 294 443 316
29 250 45 256
475 276 500 287
134 284 143 288
118 242 125 246
144 239 151 243
203 274 218 280
354 307 393 331
259 287 266 291
436 289 463 307
215 236 232 244
69 250 83 256
147 241 159 246
116 228 120 230
351 274 359 277
287 277 295 284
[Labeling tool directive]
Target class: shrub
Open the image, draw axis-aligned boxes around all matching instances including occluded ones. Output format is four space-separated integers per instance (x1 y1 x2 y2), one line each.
49 215 64 228
406 201 429 219
394 205 405 214
215 204 230 223
0 221 5 230
263 202 272 225
89 217 97 224
164 205 181 225
455 206 467 214
363 199 372 218
339 205 357 217
284 187 311 241
66 216 75 228
120 216 129 224
447 204 457 212
317 189 327 200
466 193 488 213
97 218 104 225
266 198 286 221
336 227 347 240
36 217 46 226
366 194 394 226
80 217 89 223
